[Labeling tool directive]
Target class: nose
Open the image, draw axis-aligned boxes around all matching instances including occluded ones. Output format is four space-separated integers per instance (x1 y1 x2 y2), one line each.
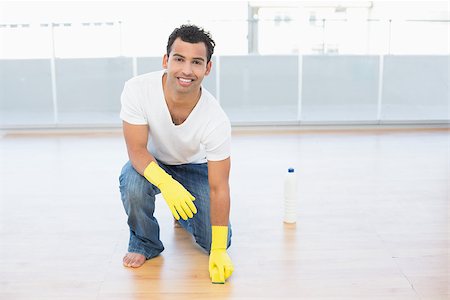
181 61 193 75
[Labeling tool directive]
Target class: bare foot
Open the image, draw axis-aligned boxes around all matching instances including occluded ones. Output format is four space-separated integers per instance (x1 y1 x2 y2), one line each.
123 252 146 268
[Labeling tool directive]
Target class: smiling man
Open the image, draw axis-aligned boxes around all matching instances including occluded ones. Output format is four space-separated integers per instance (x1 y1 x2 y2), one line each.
119 25 234 284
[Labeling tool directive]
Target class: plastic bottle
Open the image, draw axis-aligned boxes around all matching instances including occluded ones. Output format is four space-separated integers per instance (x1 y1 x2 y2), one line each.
283 167 297 223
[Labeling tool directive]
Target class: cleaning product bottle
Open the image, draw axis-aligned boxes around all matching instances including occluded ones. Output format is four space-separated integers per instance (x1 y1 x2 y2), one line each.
284 167 297 223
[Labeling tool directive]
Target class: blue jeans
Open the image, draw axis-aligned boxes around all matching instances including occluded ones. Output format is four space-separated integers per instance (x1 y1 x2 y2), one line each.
119 160 231 259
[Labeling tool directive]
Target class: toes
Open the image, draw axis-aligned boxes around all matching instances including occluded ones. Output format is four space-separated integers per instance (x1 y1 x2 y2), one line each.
131 260 139 267
129 257 136 268
131 257 144 267
123 254 135 267
123 256 131 267
123 253 145 268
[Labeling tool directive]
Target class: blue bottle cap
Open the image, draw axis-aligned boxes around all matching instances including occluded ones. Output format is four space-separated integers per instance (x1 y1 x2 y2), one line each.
288 168 294 173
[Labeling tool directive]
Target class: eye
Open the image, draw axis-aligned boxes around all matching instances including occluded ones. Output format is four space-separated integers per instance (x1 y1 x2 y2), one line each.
193 60 203 65
175 57 183 62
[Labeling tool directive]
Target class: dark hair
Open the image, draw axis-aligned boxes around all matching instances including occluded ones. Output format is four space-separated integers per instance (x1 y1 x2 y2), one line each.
166 24 215 63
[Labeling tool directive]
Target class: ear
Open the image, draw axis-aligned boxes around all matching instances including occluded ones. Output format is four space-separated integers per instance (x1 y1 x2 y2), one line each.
205 60 212 76
162 54 168 69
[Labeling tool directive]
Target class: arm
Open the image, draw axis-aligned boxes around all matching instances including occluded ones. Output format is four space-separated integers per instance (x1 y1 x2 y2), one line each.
208 157 234 284
122 120 197 220
208 157 231 226
122 121 155 175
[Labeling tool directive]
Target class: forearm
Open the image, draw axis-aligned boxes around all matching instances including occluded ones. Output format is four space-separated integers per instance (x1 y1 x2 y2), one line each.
206 158 233 283
128 148 156 176
122 121 156 175
210 185 230 226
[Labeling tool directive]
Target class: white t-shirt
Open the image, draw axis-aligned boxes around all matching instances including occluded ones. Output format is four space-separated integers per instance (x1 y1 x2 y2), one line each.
120 70 231 165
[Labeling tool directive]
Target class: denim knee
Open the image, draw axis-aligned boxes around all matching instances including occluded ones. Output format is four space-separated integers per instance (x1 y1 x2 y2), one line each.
119 161 164 258
119 161 158 217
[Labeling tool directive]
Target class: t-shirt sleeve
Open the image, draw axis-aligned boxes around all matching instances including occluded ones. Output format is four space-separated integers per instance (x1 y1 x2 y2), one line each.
204 119 232 161
119 81 147 125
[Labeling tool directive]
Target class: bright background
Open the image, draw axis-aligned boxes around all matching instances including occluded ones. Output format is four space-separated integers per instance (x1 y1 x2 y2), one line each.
0 1 449 127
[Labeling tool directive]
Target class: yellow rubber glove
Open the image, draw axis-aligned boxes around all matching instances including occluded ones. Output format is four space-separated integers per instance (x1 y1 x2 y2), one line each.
209 226 234 284
143 161 197 220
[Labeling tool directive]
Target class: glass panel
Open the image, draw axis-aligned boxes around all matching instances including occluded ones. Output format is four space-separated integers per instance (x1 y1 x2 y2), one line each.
136 57 163 75
220 55 298 123
0 59 54 126
381 55 450 121
204 57 217 98
301 55 379 122
55 57 133 125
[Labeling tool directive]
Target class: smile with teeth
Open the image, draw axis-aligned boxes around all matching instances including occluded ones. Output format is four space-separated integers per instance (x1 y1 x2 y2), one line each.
178 77 194 87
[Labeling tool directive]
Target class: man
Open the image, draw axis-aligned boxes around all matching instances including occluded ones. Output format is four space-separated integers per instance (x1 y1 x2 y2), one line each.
119 24 234 284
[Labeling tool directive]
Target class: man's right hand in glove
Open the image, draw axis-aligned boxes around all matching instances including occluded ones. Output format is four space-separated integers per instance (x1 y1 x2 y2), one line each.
144 161 197 220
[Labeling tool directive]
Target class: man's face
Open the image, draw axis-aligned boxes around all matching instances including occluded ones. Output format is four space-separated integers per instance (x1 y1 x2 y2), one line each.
163 37 212 95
